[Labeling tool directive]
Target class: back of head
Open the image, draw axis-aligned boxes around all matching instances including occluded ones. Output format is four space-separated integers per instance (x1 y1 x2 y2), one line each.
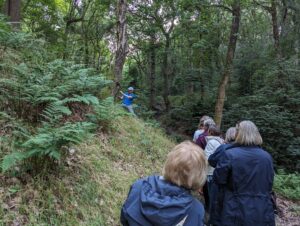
235 120 263 146
163 141 207 190
204 118 215 130
198 115 211 128
225 127 237 143
208 125 221 136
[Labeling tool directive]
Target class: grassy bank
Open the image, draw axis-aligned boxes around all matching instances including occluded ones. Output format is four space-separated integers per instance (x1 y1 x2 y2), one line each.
1 116 299 225
0 116 174 225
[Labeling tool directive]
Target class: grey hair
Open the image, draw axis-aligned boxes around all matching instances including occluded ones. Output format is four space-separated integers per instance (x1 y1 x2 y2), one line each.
235 120 263 146
204 118 215 129
225 127 237 143
198 115 211 128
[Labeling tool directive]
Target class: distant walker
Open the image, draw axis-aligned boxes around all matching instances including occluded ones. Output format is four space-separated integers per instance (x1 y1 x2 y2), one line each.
120 87 137 116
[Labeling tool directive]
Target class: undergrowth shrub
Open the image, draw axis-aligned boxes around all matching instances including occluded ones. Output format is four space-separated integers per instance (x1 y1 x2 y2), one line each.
274 169 300 200
0 25 122 174
89 97 127 132
2 122 95 173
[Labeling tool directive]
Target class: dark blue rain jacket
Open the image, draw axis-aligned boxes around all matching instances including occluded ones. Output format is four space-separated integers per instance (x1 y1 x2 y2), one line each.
208 143 237 225
121 175 205 226
213 145 275 226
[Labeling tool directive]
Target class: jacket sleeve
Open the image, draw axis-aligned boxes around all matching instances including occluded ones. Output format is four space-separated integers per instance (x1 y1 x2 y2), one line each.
213 152 232 185
120 184 134 226
208 145 224 167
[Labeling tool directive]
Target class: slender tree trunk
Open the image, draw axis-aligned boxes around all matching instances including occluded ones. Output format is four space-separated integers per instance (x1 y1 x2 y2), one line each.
3 0 21 30
149 34 156 110
270 0 281 58
112 0 128 100
214 1 241 126
162 35 171 112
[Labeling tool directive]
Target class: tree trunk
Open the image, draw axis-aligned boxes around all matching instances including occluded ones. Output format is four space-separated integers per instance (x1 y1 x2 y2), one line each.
149 34 156 110
112 0 128 100
214 1 241 127
3 0 21 30
162 35 171 112
270 0 281 58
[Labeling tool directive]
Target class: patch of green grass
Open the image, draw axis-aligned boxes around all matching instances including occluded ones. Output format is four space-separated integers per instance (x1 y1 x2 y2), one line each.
0 116 174 225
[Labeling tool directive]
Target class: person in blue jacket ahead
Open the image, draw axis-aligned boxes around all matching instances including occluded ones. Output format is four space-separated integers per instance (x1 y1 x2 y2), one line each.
213 120 275 226
121 141 207 226
208 127 237 226
120 87 137 116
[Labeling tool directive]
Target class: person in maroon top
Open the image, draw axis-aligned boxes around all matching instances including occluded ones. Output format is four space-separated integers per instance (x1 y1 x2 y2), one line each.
196 118 216 149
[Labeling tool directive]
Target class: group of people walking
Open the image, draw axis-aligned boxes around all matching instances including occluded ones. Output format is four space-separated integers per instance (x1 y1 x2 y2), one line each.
121 115 275 226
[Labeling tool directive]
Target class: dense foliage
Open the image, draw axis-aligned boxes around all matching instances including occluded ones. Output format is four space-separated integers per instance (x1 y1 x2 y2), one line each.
0 0 299 172
0 20 125 173
124 0 300 171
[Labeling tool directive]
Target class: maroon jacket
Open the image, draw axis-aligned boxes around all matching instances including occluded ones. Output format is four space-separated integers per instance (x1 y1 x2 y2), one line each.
196 130 208 149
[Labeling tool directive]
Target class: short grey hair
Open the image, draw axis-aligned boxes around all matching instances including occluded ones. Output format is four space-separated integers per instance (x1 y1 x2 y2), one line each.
204 118 215 129
198 115 211 128
235 120 263 146
225 127 237 143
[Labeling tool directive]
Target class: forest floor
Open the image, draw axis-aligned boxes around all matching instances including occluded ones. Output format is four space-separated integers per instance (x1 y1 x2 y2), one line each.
276 196 300 226
0 116 299 225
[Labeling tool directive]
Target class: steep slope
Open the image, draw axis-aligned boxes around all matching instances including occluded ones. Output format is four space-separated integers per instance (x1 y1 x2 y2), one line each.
0 116 174 225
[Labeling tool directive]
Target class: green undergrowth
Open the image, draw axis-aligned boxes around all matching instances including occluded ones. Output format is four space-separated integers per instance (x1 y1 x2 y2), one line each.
274 170 300 200
0 116 174 225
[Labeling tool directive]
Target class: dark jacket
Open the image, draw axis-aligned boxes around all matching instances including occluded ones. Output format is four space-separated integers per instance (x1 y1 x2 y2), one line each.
213 145 275 226
121 175 205 226
196 130 208 149
208 143 237 226
208 143 236 168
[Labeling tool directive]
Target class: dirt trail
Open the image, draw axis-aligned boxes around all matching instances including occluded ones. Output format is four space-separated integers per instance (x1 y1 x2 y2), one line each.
276 196 300 226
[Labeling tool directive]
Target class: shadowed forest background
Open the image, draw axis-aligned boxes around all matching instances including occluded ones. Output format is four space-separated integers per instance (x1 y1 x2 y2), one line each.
0 0 299 225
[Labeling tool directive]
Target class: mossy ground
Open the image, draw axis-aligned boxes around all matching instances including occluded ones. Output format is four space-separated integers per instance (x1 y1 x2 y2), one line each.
0 116 174 225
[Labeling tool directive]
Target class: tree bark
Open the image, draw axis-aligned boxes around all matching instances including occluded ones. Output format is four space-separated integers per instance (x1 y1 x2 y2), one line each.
162 35 171 112
3 0 21 30
214 0 241 127
149 34 156 110
112 0 128 100
270 0 281 58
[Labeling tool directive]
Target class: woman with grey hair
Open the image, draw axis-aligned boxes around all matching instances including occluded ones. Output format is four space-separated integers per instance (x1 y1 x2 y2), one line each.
196 118 216 149
213 120 275 226
193 115 211 142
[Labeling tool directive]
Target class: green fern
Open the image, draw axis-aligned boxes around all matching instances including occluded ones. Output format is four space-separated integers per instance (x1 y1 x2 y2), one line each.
62 94 99 106
2 122 95 172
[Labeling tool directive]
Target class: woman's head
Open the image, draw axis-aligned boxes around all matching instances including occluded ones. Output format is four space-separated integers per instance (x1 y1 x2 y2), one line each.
225 127 237 143
208 125 221 136
203 118 215 131
235 120 263 146
198 115 211 129
163 141 207 190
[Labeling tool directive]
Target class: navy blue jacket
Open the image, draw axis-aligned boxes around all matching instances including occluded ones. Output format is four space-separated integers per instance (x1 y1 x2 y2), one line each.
208 143 237 225
208 143 237 168
213 145 275 226
121 175 205 226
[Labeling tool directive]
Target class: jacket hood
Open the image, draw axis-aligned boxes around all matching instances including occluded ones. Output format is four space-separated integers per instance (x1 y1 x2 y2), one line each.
140 175 193 226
